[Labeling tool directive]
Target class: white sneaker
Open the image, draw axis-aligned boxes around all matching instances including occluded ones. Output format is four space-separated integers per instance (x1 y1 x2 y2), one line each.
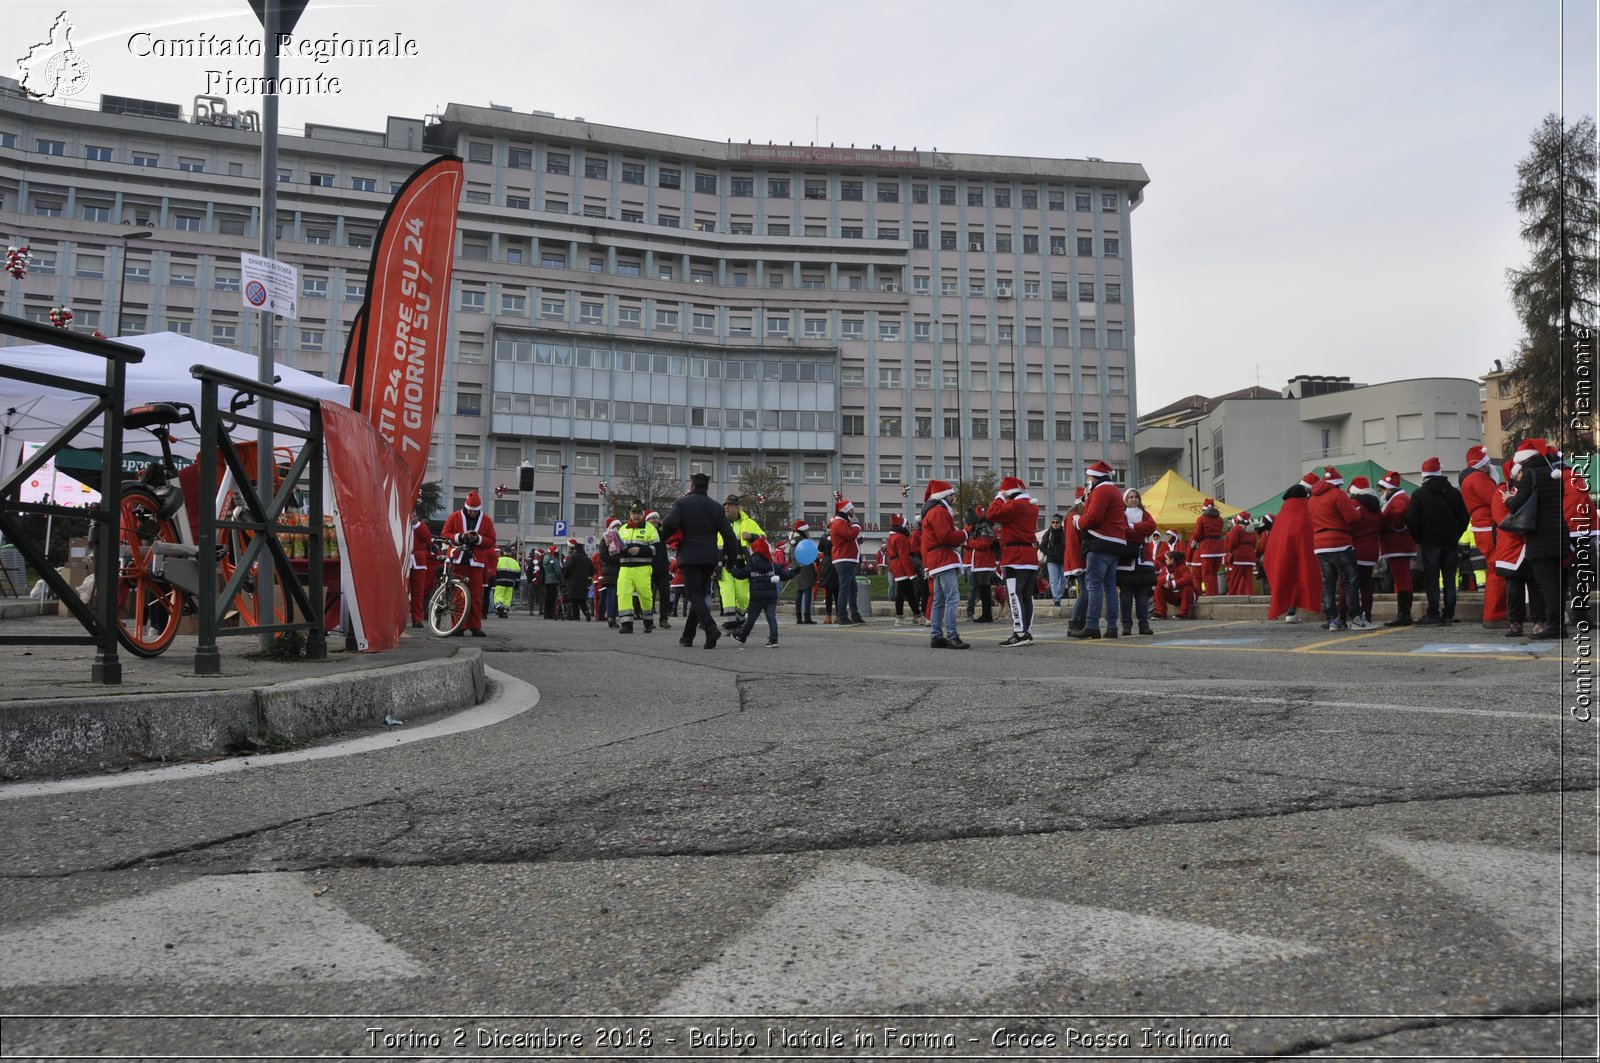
1348 615 1369 629
1283 614 1303 624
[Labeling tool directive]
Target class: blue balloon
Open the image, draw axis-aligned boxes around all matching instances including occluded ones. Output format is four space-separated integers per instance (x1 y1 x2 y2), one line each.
793 538 819 566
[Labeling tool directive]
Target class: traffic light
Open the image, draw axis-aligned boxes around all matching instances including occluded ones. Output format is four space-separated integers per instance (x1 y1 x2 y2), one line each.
519 464 535 492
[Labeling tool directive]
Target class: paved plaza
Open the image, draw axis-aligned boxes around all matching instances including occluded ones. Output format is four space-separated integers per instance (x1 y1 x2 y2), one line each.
0 608 1594 1059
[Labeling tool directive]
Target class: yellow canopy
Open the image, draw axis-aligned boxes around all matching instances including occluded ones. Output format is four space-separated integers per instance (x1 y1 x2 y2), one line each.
1137 470 1243 533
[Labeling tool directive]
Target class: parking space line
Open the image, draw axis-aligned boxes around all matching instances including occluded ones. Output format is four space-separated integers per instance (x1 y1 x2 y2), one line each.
1294 628 1399 652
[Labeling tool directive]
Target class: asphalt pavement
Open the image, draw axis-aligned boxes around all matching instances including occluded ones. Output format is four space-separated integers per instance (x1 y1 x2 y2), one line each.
0 604 1594 1060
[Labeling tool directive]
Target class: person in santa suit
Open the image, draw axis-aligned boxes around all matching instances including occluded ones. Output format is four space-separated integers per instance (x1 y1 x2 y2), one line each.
964 504 998 623
1265 472 1322 623
1153 549 1198 620
1116 487 1157 636
1190 497 1227 596
1492 459 1544 637
407 508 436 630
1063 488 1089 632
1310 465 1363 631
919 479 970 649
1459 444 1506 625
1071 460 1127 639
440 490 496 636
827 498 863 625
1224 513 1258 597
1377 471 1419 626
885 514 921 626
1342 477 1382 628
988 476 1041 647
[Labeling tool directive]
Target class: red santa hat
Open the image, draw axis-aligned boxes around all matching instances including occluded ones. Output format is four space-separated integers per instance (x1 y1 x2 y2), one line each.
1202 497 1215 507
793 519 809 532
1421 456 1444 478
1236 510 1252 522
644 510 660 522
1378 471 1403 492
1073 486 1086 502
1502 459 1516 481
464 490 482 509
1465 444 1491 470
924 479 956 502
891 514 906 527
749 536 771 558
1348 476 1375 495
997 475 1027 498
1321 466 1342 486
1300 471 1320 489
1085 460 1113 479
567 538 579 547
835 498 854 515
1514 438 1547 464
606 517 622 529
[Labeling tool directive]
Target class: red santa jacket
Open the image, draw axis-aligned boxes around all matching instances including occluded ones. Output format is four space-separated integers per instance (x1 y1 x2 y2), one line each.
986 493 1041 569
885 527 916 579
440 507 497 568
410 520 435 571
919 499 967 575
1348 493 1383 565
1461 468 1498 533
1160 560 1198 595
1309 481 1362 553
1062 515 1085 575
1223 522 1257 567
1489 485 1526 571
1378 491 1417 559
965 520 997 571
1076 480 1127 548
1191 512 1227 557
828 513 861 561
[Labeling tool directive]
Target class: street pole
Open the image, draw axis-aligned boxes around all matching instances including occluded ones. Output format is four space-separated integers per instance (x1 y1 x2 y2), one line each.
255 0 281 650
560 463 569 529
113 229 153 336
996 291 1018 475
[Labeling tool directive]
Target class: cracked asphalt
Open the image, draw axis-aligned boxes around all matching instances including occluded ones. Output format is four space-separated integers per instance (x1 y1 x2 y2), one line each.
1 611 1595 1059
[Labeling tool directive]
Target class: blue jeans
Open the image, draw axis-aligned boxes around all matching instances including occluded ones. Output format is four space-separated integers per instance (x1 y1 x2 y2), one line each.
1418 543 1459 619
1046 561 1065 601
795 586 813 621
1070 574 1089 626
739 601 779 641
834 559 862 621
1317 548 1359 620
1083 550 1120 630
930 569 960 640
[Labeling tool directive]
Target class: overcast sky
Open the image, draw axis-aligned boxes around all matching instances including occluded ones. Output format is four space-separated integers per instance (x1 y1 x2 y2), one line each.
7 0 1597 414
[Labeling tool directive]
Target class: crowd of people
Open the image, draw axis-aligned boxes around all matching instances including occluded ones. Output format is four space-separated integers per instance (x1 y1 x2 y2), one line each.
405 440 1593 648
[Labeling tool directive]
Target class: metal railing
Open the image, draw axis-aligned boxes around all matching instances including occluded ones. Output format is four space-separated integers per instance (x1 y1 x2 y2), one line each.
191 365 327 674
0 312 144 683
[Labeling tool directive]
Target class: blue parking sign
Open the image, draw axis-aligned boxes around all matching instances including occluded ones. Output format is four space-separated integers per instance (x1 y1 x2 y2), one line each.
552 520 568 538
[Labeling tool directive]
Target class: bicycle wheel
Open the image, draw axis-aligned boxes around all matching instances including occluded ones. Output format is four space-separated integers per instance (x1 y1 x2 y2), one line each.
115 485 183 657
220 526 292 630
427 578 470 636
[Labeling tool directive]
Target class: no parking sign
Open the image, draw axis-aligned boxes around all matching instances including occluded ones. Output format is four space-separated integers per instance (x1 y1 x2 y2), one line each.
241 253 298 319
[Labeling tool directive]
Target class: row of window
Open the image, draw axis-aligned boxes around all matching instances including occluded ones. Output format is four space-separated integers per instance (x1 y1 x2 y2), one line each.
492 339 837 381
470 141 1122 211
487 393 838 433
839 414 1128 443
25 251 368 302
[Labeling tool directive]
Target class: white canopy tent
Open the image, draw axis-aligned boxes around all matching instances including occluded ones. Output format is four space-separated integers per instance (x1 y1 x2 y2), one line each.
0 332 351 469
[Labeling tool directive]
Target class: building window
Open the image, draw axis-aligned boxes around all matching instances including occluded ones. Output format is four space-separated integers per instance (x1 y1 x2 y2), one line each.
1083 419 1100 443
694 172 718 194
1104 238 1121 257
939 185 957 205
804 178 828 200
37 139 66 155
730 176 754 197
212 323 238 345
175 214 202 232
617 306 642 328
214 268 240 291
656 308 680 330
658 166 681 188
299 329 324 350
460 289 486 312
1397 413 1424 440
692 311 715 333
546 152 570 175
1055 418 1074 442
302 276 328 298
768 177 791 198
502 292 527 315
1102 192 1119 212
584 157 609 179
621 162 644 184
968 187 984 207
1077 236 1094 256
842 414 865 436
84 145 112 161
841 180 864 201
878 415 902 437
132 152 159 167
971 417 989 439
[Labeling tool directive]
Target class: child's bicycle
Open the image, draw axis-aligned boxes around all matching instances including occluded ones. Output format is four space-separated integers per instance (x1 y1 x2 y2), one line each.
425 536 472 637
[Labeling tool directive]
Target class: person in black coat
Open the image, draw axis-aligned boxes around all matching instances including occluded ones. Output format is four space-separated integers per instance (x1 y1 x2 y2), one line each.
660 473 739 649
1405 457 1470 623
1506 441 1568 638
730 537 794 646
789 521 818 624
560 544 593 621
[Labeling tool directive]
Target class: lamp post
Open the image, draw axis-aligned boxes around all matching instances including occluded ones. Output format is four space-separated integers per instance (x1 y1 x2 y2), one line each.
113 228 154 336
997 290 1019 474
560 463 569 529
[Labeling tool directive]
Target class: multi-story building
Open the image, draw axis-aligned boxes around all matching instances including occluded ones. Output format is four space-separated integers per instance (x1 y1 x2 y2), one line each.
2 81 1148 537
1479 359 1524 460
1136 374 1486 509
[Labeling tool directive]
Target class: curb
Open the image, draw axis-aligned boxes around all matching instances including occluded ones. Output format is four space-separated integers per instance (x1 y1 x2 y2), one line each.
0 648 486 781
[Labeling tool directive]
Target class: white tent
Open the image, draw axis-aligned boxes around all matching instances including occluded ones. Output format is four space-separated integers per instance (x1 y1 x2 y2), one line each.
0 332 350 463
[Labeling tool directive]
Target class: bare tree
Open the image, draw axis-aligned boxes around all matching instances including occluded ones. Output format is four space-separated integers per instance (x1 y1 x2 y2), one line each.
737 466 791 537
608 466 681 522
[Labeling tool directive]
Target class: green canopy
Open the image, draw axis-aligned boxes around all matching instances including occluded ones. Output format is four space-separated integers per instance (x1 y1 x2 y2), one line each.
1245 460 1419 521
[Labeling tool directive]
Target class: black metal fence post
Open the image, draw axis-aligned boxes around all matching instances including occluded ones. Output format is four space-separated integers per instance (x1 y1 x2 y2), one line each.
304 402 326 661
193 374 222 676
